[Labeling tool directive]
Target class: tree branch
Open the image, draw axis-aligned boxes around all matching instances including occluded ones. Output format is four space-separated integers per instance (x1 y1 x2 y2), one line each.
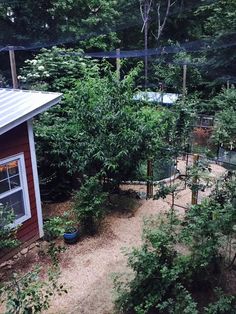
88 4 102 14
140 0 153 33
154 0 178 42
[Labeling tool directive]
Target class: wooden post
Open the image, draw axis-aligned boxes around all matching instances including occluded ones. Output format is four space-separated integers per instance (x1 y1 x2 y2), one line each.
116 48 121 81
146 159 153 198
191 154 199 205
183 64 187 99
144 0 148 89
185 150 189 189
9 46 18 89
227 80 230 89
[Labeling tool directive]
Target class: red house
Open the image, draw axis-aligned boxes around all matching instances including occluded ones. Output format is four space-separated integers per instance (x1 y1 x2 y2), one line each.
0 89 62 260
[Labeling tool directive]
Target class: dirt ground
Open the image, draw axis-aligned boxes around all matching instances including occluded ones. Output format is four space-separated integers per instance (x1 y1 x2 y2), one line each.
44 162 226 314
0 161 226 314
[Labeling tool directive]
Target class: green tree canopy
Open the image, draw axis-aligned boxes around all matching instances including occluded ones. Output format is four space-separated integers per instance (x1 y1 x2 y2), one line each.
20 48 190 199
0 0 120 50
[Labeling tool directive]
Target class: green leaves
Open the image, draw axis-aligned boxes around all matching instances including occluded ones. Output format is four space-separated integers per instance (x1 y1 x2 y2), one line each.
1 266 67 314
43 213 74 241
205 88 236 149
204 288 236 314
0 0 120 50
0 203 20 250
19 47 98 92
153 50 204 94
20 48 194 200
114 173 236 313
73 176 108 234
212 108 236 149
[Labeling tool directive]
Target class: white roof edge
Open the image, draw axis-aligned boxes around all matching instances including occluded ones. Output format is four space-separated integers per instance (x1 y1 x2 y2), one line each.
0 93 62 136
0 88 62 96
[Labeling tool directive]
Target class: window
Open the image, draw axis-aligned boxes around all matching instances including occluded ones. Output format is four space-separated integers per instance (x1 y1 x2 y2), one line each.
0 154 31 225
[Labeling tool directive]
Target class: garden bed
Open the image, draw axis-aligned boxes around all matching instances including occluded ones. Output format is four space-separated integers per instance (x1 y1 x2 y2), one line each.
0 162 228 314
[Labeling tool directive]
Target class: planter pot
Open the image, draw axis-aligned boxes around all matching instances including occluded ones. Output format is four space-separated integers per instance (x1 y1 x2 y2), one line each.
63 228 79 244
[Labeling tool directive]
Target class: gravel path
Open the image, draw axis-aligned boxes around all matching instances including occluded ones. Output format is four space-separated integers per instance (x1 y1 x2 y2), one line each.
46 198 168 314
46 162 226 314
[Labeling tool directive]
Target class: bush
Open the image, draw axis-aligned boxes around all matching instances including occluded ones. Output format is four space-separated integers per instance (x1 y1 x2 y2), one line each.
73 176 108 235
43 213 75 241
113 214 197 314
113 173 236 313
0 203 20 249
0 266 67 313
204 289 236 314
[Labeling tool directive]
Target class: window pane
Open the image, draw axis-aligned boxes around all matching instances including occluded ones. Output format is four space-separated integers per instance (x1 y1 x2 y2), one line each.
8 161 19 176
0 190 25 219
10 175 20 189
0 164 7 180
0 179 10 194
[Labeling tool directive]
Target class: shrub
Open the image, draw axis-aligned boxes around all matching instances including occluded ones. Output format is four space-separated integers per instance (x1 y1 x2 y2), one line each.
113 214 196 314
47 242 66 266
0 203 20 249
204 289 236 314
113 173 236 314
0 266 67 314
43 212 75 241
182 172 236 269
73 176 108 235
180 200 222 269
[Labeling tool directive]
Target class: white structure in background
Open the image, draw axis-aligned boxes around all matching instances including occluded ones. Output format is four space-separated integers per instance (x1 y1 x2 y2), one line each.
133 91 179 106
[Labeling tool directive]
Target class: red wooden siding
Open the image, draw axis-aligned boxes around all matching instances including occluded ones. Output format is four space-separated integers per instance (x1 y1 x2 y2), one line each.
0 122 40 258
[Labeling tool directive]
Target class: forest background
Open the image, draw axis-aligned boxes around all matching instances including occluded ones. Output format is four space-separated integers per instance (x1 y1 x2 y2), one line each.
0 0 235 93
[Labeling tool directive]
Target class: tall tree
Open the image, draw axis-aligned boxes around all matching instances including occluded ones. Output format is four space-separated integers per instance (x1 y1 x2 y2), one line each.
193 0 236 87
0 0 120 50
139 0 180 87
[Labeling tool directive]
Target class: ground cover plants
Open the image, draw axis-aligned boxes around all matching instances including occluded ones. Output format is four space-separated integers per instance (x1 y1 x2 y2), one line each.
113 172 236 313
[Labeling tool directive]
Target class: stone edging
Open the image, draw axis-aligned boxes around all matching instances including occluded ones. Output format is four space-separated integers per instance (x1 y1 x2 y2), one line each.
0 242 40 269
121 172 180 186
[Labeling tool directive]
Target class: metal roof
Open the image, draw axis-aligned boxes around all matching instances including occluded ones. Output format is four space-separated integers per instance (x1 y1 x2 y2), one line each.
0 89 62 135
133 91 179 105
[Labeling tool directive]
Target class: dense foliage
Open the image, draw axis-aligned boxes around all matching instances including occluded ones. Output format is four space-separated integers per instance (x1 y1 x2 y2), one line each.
0 267 67 314
0 1 235 313
151 50 204 94
0 0 120 50
73 176 108 234
208 89 236 150
43 212 75 241
0 204 20 250
0 0 235 90
18 48 192 200
113 172 236 313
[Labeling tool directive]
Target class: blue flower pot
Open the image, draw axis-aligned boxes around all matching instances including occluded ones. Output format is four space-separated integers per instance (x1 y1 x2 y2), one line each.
63 228 79 244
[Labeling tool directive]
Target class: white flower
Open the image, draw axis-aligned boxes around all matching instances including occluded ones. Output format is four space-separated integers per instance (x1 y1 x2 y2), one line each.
29 60 37 65
38 65 45 71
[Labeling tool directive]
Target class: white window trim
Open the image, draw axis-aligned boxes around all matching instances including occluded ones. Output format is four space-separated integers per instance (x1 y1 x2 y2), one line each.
0 153 31 226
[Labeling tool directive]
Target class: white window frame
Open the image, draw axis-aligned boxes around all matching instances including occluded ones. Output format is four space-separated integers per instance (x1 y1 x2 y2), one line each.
0 153 31 226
